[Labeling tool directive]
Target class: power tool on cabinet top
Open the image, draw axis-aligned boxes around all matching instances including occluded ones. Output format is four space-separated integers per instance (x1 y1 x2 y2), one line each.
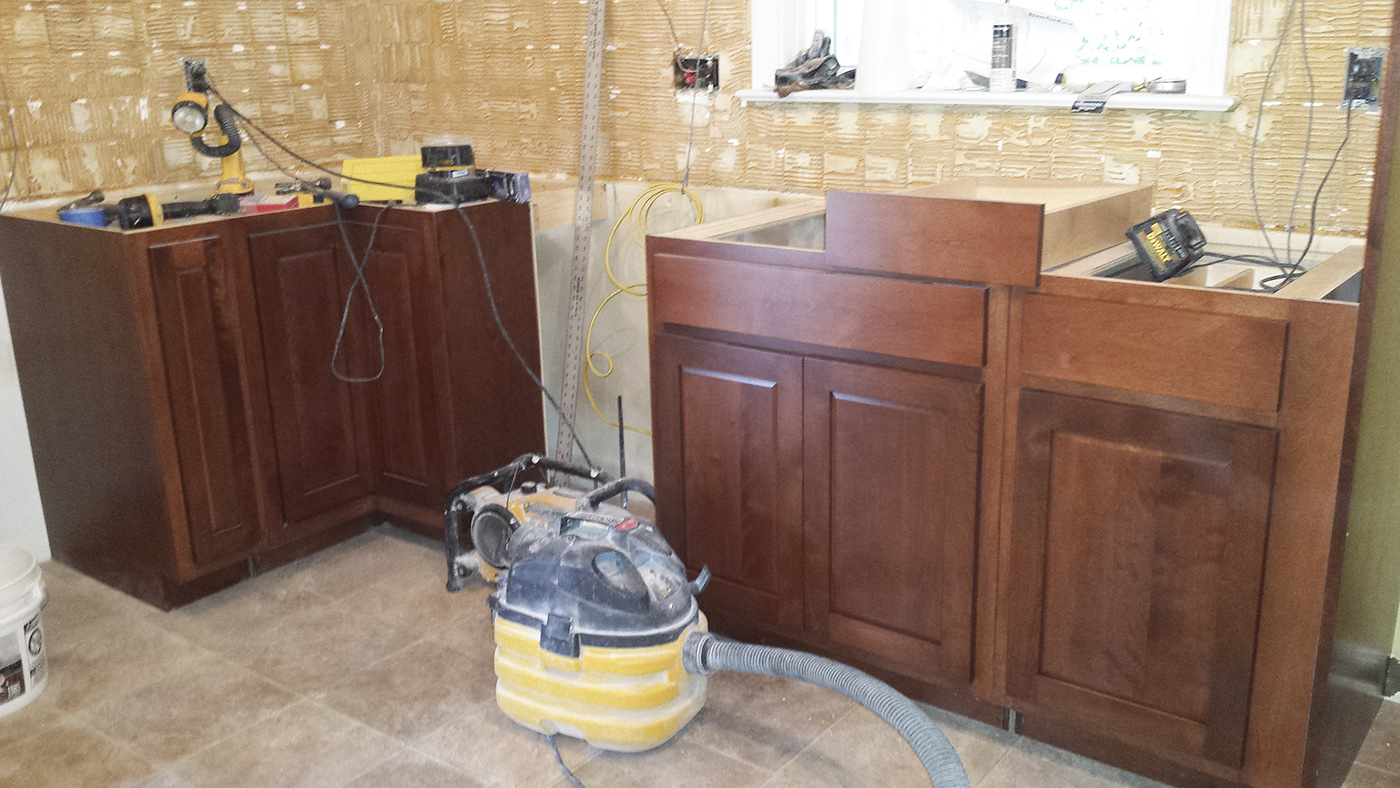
443 454 971 786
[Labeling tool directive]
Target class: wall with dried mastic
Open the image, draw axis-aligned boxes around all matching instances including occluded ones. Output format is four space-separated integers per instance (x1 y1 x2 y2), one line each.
0 0 1390 235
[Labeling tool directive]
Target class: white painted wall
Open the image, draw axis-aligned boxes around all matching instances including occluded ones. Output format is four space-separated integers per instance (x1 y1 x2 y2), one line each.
0 274 49 561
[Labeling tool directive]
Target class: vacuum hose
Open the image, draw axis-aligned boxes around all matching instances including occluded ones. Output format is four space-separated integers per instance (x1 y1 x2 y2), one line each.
682 632 971 788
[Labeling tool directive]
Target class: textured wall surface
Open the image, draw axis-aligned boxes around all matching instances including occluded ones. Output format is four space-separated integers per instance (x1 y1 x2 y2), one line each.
0 0 1390 234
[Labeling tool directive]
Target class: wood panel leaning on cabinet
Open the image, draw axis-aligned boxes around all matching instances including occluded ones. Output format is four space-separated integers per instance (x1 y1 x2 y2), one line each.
0 201 546 608
645 176 1397 788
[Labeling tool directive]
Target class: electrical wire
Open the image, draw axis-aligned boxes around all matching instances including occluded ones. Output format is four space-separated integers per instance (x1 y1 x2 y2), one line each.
546 734 587 788
210 85 596 467
681 0 713 189
0 63 18 213
1285 0 1316 268
583 183 703 437
330 203 392 383
654 0 683 52
1247 0 1299 266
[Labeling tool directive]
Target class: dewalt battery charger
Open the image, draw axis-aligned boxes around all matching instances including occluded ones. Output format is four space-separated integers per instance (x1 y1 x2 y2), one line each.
1126 208 1208 281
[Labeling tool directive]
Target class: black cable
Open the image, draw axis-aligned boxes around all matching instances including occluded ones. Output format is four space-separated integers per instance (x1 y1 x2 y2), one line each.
330 203 392 383
0 63 18 212
681 0 713 189
546 734 587 788
214 86 596 466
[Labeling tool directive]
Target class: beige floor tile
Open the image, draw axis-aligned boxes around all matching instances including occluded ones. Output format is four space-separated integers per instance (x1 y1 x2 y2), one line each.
414 698 598 788
78 650 297 764
345 559 497 657
1354 701 1400 774
1342 761 1400 788
682 671 855 770
0 720 156 788
560 738 773 788
759 705 946 788
317 638 495 739
168 699 402 788
37 562 165 636
156 567 333 655
221 596 419 693
39 616 217 715
0 690 71 749
978 738 1173 788
342 749 486 788
273 528 445 600
129 772 198 788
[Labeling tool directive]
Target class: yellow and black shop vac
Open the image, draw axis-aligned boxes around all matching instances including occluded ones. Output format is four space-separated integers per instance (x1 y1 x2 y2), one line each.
444 453 970 788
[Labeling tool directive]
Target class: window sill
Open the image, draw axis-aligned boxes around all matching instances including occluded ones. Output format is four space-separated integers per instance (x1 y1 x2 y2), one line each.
735 88 1241 113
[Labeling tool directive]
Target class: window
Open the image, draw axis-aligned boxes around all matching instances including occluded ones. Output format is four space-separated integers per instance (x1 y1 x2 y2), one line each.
750 0 1233 100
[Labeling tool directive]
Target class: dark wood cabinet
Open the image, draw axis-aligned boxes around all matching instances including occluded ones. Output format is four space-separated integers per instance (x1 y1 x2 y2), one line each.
1006 390 1275 768
248 222 375 527
652 333 805 637
803 358 982 685
0 200 545 608
146 231 270 567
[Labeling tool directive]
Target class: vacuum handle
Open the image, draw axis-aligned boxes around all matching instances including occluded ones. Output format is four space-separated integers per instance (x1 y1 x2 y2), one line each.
449 453 613 497
579 478 656 510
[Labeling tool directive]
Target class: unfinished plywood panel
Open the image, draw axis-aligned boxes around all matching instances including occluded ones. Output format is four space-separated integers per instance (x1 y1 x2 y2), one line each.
0 0 1387 237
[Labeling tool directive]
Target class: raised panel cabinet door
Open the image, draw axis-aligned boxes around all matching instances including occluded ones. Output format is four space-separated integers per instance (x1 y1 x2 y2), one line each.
344 216 444 507
652 333 804 636
248 224 374 525
147 235 264 566
1006 390 1277 767
803 359 982 686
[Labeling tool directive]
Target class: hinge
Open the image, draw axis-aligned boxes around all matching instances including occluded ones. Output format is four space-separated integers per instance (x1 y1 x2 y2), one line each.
1386 656 1400 698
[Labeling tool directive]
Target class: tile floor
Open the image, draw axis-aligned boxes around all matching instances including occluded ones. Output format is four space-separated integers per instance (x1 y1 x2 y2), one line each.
1 525 1396 788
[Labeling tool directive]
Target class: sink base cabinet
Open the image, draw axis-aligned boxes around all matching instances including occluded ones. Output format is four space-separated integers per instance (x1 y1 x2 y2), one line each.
0 203 546 609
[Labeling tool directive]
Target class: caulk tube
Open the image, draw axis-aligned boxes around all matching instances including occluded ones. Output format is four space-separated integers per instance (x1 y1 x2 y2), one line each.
989 19 1016 92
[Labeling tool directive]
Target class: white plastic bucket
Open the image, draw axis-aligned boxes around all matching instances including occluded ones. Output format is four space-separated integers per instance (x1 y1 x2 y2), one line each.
0 545 46 718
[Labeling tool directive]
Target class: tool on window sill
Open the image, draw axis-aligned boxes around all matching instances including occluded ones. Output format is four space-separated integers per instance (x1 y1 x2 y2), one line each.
171 59 253 195
443 455 971 787
774 30 855 98
1126 208 1208 281
1070 80 1135 113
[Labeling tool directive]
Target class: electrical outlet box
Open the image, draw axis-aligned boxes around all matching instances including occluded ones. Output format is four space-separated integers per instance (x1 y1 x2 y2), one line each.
1344 47 1384 108
674 55 720 92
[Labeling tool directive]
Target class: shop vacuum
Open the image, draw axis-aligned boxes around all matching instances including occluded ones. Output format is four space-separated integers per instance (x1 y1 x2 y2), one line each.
444 453 971 787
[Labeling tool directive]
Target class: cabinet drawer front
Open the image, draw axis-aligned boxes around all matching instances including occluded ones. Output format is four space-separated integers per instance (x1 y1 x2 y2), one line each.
1007 391 1276 766
1020 293 1288 412
652 254 988 368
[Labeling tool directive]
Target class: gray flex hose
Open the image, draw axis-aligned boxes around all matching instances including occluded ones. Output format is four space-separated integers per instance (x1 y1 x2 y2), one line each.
682 632 971 788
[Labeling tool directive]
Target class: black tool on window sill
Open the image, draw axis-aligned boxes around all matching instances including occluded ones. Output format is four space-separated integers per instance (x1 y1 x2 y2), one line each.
1126 208 1208 281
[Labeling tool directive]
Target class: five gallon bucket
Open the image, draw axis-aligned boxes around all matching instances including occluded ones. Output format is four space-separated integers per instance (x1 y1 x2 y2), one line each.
0 545 46 718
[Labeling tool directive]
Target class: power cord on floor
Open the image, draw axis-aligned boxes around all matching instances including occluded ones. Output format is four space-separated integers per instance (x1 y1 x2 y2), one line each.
213 85 597 467
546 734 588 788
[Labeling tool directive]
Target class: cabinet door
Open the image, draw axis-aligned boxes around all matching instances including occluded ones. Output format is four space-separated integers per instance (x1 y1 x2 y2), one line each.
348 219 444 508
804 359 982 685
248 224 373 525
1006 390 1276 767
652 334 804 636
148 235 265 565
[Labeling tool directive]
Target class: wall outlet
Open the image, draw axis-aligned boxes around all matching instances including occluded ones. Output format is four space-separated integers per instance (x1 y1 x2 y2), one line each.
674 54 720 92
1344 47 1384 109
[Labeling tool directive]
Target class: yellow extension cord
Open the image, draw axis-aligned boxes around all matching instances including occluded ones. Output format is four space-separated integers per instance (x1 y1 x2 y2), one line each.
584 183 704 436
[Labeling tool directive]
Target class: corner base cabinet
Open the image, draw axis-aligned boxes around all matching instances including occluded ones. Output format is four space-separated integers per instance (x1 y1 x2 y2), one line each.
0 201 546 608
648 179 1391 788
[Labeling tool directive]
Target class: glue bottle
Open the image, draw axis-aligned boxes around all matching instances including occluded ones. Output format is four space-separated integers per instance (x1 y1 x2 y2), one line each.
990 8 1016 92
